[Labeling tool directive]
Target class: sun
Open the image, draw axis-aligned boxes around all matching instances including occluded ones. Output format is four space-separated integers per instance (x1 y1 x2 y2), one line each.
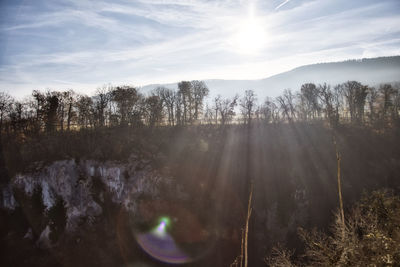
231 6 268 54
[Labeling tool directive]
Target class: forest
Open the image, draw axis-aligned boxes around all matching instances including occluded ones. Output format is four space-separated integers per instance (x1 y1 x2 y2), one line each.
0 80 399 134
1 80 400 267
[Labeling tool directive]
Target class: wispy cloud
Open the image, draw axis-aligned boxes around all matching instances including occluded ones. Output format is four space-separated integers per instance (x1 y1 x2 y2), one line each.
275 0 291 10
1 0 400 98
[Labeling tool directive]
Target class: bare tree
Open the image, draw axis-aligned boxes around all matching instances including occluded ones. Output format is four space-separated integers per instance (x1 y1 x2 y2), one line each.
156 87 176 126
203 103 214 125
259 97 277 124
178 81 193 125
175 89 183 126
9 101 25 133
76 95 93 129
276 89 296 122
299 83 320 120
379 83 396 122
191 80 209 122
240 90 257 125
111 86 140 126
317 83 341 127
0 92 13 133
56 90 76 131
342 81 368 124
213 95 221 124
367 86 378 124
31 90 46 132
393 84 400 122
144 94 163 127
44 92 60 132
65 90 77 130
93 86 111 127
217 95 238 125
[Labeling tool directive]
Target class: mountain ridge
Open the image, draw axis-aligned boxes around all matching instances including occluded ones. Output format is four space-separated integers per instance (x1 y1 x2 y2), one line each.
141 56 400 100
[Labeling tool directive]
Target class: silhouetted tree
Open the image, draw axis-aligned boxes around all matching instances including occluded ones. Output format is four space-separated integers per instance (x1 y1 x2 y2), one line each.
44 92 59 132
9 101 25 133
379 84 396 122
240 90 257 125
175 89 183 126
217 95 238 125
76 95 93 129
93 86 111 127
56 90 76 131
177 81 193 125
111 86 140 126
299 83 320 120
155 87 176 126
204 103 214 125
144 95 163 127
191 80 209 122
0 92 13 133
213 95 221 124
367 86 378 124
277 89 296 122
317 83 341 127
393 84 400 122
342 81 368 124
31 90 46 132
260 97 278 124
3 79 400 130
66 90 76 130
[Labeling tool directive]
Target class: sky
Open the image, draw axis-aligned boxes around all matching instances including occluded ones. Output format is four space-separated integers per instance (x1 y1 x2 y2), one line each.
0 0 399 98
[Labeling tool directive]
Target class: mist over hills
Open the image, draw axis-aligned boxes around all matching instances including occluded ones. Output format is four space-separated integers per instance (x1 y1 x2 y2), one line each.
141 56 400 100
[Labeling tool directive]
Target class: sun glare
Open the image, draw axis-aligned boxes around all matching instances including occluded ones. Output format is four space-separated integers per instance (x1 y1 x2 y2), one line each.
231 5 268 54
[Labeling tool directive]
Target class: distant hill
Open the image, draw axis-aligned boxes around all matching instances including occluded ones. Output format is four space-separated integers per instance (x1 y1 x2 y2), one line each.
141 56 400 101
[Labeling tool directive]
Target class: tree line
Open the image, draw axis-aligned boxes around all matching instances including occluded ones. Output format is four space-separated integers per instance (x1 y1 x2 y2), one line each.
207 81 400 127
0 80 399 135
0 80 209 134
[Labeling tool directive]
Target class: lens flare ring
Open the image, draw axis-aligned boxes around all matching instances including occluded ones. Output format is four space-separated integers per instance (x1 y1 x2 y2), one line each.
136 216 192 264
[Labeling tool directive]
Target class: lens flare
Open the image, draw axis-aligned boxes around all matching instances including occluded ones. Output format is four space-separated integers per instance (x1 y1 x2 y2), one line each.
136 216 191 264
154 217 169 237
132 201 217 265
159 217 170 227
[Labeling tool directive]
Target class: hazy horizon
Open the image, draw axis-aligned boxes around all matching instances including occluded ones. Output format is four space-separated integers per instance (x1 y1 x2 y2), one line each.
1 0 400 98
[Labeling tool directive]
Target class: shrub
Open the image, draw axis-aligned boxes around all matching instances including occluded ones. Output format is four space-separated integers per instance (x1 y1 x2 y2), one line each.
267 190 400 266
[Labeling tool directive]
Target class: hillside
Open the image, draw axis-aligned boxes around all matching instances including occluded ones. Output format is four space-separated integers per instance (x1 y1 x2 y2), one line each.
141 56 400 100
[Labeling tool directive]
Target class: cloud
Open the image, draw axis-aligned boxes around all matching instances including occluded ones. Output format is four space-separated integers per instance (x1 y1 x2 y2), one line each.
275 0 291 10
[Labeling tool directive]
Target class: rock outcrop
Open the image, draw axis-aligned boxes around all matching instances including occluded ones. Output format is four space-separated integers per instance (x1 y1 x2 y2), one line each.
2 155 173 233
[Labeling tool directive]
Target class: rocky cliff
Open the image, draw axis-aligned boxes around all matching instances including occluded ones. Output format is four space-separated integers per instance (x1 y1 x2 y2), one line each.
1 155 178 246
